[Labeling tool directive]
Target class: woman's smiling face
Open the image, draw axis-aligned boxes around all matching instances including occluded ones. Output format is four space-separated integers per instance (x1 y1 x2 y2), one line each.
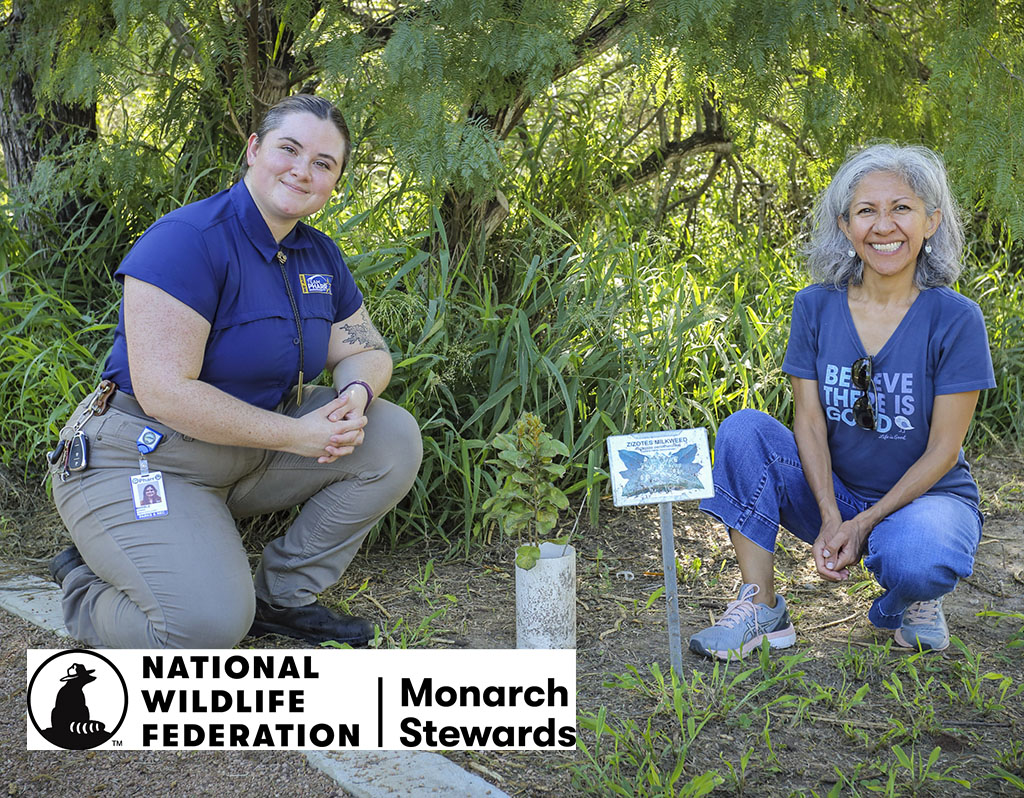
839 170 941 284
243 111 346 240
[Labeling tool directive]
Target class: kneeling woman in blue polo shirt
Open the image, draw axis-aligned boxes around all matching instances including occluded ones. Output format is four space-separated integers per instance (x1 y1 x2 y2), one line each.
48 94 422 649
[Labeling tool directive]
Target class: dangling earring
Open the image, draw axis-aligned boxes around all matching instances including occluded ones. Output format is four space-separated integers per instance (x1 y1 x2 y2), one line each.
924 240 932 254
847 248 856 258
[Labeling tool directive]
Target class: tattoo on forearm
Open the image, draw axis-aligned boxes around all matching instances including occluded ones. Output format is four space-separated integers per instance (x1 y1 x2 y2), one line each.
339 309 388 351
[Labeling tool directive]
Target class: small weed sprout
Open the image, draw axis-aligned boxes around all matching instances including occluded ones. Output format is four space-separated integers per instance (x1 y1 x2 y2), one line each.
677 553 703 584
368 608 450 648
990 740 1024 790
949 636 1022 714
978 609 1024 650
482 412 570 570
887 744 972 792
719 746 755 794
996 739 1024 770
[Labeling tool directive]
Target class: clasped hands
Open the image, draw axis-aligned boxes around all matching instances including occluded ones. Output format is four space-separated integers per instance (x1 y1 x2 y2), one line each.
292 390 368 464
812 514 872 582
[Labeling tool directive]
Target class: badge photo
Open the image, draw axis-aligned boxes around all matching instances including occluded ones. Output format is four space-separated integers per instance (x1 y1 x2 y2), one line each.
131 472 168 520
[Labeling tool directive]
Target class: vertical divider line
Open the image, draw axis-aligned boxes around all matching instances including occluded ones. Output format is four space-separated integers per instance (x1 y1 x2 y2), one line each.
378 676 384 748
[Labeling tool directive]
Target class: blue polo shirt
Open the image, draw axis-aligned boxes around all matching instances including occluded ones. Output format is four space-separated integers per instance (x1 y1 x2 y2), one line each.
782 284 995 507
102 181 363 410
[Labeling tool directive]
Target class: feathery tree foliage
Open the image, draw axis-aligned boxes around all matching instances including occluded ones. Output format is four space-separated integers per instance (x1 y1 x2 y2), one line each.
2 1 1023 543
2 0 1024 260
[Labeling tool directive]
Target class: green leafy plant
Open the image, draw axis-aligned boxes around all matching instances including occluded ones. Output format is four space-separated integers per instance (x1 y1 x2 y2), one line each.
481 412 570 570
949 636 1022 714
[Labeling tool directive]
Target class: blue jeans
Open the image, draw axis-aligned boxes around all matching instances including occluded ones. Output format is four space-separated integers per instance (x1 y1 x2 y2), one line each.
698 409 982 629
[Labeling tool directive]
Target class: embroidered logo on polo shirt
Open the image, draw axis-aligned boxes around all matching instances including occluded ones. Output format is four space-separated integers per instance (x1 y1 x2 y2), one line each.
299 274 333 295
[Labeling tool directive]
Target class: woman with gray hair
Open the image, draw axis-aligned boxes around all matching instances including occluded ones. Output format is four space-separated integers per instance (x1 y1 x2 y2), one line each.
690 142 995 660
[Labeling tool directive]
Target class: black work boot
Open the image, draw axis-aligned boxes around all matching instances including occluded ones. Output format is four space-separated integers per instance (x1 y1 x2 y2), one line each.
248 598 375 646
49 545 85 586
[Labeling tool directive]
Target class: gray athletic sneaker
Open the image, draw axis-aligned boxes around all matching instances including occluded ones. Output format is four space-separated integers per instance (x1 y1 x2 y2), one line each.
894 597 949 651
689 583 797 660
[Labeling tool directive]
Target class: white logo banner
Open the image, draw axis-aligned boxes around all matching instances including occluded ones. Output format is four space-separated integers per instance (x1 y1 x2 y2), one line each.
27 648 576 751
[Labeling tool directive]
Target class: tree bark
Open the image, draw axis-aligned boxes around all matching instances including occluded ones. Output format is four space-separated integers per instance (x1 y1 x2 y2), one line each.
0 5 99 236
437 6 634 258
611 131 733 194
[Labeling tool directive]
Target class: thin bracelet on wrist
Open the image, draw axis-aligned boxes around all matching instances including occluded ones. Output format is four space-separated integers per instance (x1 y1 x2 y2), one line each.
338 380 373 406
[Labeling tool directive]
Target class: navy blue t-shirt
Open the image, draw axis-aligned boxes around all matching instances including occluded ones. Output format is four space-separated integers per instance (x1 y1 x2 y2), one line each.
782 285 995 507
103 181 363 410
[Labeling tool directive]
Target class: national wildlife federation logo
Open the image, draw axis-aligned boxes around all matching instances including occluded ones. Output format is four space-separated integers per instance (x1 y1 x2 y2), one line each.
27 649 128 749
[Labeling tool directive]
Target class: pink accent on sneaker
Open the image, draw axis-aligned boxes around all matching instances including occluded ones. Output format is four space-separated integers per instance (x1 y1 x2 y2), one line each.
705 624 798 660
691 583 797 660
894 598 949 651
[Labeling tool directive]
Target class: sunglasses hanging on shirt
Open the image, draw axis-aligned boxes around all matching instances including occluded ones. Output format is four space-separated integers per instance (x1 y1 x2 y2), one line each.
851 356 878 431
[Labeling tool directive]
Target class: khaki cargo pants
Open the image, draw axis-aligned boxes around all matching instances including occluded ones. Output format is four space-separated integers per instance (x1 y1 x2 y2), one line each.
51 386 422 648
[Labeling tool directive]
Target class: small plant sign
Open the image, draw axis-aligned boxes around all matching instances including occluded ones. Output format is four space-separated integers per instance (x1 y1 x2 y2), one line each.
604 428 714 674
606 428 714 506
482 413 570 570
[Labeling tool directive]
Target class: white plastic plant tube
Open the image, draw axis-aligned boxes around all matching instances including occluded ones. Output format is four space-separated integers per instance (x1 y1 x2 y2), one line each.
515 542 576 649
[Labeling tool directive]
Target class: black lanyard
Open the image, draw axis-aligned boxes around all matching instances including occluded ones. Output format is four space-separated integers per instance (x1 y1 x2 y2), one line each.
276 250 305 405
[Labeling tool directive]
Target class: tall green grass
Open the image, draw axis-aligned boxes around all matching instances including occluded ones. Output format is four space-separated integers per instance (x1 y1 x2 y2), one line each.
964 264 1024 444
346 219 799 545
2 210 1021 547
0 269 116 478
343 208 1023 548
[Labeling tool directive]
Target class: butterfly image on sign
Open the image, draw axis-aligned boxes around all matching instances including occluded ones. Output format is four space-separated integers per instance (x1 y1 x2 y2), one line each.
606 429 714 506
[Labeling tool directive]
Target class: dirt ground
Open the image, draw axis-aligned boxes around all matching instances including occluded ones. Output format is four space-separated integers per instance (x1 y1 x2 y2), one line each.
1 448 1022 796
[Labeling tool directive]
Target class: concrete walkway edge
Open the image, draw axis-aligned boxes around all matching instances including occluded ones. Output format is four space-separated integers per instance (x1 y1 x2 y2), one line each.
0 572 69 637
307 751 508 797
0 565 509 798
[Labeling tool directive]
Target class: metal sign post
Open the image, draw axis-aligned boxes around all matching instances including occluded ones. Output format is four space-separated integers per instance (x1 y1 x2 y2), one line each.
658 501 684 676
606 429 714 678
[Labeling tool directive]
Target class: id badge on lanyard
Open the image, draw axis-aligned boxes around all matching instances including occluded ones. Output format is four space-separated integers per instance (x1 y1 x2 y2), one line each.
131 426 168 520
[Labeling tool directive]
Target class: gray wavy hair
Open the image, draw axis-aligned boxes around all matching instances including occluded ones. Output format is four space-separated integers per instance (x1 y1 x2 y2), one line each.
804 143 964 288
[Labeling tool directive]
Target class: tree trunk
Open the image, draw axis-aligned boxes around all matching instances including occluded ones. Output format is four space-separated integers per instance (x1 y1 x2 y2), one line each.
438 186 510 266
0 6 99 237
434 6 634 258
164 2 310 189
